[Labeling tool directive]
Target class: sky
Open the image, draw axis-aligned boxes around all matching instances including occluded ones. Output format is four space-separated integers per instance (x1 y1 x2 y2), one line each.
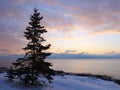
0 0 120 59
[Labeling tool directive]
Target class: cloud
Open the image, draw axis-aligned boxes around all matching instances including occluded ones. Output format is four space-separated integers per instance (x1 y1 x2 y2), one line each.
90 29 120 35
0 49 10 55
1 0 120 35
65 50 77 53
48 53 120 59
0 0 120 55
1 0 120 36
42 0 120 35
0 21 26 54
79 52 88 55
106 51 116 54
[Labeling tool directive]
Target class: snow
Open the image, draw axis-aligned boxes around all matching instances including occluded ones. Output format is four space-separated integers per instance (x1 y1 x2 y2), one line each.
0 73 120 90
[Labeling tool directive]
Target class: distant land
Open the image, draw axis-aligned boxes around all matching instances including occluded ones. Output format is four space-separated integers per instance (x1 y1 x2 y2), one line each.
0 53 120 60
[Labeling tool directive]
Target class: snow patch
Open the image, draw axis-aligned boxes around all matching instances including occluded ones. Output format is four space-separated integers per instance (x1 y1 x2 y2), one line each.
0 73 120 90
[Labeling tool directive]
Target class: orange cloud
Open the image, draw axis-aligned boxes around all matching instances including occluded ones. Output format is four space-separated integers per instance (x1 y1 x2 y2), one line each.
90 29 120 35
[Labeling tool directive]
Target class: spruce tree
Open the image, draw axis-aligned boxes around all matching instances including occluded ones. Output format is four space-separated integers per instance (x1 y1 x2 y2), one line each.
6 8 54 86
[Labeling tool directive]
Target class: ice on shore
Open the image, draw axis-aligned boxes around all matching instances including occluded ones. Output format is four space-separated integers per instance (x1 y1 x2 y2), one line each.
0 73 120 90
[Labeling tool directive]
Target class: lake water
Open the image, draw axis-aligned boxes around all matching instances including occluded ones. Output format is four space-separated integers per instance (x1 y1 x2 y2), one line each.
0 59 120 79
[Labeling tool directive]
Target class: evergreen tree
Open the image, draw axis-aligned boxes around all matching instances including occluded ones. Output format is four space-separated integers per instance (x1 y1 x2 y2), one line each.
6 8 54 86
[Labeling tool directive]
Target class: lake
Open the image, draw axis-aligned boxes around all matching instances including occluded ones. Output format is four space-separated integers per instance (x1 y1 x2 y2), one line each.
0 59 120 79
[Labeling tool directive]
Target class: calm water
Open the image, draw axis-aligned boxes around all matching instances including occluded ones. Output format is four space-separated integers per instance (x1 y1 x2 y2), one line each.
0 59 120 79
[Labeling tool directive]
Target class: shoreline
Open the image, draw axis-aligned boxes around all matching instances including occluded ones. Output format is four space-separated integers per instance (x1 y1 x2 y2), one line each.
0 67 120 86
55 70 120 85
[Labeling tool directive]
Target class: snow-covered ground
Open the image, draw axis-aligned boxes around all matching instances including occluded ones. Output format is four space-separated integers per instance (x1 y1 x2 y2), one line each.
0 73 120 90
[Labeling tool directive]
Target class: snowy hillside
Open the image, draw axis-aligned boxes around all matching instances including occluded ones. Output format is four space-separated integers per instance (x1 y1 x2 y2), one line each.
0 73 120 90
